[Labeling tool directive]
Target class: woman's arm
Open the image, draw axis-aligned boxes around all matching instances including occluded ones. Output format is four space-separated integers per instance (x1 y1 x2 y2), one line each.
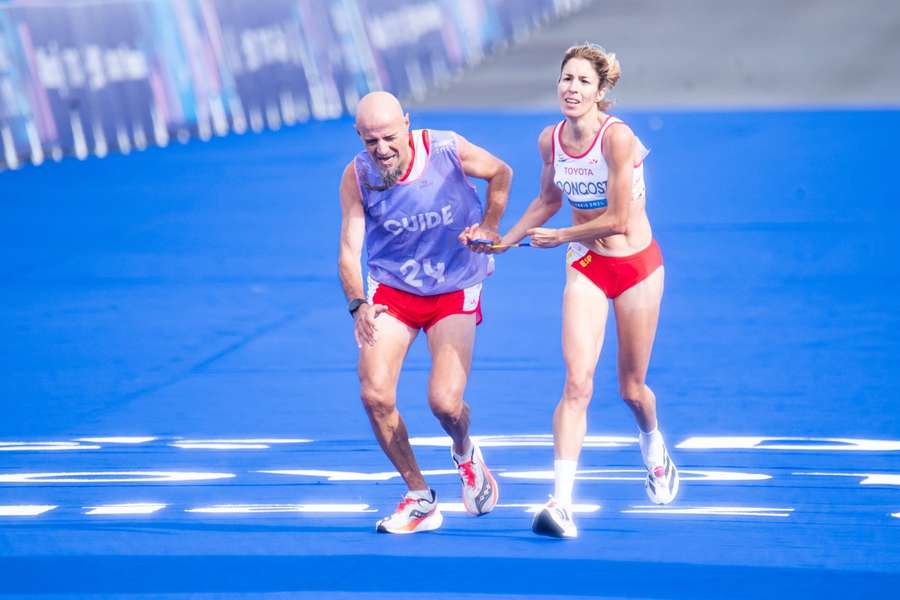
499 126 563 247
556 124 634 245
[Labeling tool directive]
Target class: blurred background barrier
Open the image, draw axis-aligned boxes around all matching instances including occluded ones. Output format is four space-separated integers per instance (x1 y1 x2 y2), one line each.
0 0 591 170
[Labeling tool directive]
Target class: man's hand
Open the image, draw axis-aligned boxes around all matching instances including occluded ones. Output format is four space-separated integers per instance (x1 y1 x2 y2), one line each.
459 223 501 253
526 227 564 248
354 303 389 348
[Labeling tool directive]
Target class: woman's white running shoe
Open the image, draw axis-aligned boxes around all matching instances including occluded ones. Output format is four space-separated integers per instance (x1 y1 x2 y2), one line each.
375 489 443 534
645 446 680 504
531 497 577 539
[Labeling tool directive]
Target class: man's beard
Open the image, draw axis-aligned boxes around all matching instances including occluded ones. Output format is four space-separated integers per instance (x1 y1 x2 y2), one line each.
365 164 403 191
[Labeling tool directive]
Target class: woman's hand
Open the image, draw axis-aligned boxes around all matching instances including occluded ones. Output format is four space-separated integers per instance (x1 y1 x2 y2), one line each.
526 227 564 248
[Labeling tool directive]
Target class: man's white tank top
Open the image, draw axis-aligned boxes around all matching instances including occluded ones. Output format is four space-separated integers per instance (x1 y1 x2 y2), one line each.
552 116 649 210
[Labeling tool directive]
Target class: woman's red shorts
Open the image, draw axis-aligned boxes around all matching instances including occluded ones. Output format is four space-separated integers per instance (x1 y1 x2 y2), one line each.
567 239 663 298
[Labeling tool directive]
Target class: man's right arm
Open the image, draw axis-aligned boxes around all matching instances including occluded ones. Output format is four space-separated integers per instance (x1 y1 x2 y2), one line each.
338 160 366 303
339 161 389 348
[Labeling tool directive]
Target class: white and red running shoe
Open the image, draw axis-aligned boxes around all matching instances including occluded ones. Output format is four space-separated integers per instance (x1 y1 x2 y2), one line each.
375 489 443 534
645 445 680 505
452 442 499 515
531 497 577 539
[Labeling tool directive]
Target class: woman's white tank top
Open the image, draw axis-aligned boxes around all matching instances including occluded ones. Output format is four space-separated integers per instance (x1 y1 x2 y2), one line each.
552 116 649 210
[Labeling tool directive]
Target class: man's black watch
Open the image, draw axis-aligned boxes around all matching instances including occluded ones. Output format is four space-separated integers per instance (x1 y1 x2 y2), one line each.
348 298 367 316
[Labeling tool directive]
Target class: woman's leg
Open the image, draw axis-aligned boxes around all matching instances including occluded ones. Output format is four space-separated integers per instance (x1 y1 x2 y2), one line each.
613 266 679 503
612 265 664 433
552 267 609 501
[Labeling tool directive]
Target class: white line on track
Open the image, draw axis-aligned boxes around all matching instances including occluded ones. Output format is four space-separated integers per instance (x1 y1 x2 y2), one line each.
623 506 793 518
187 504 376 514
259 468 457 481
792 472 900 486
0 471 236 483
409 434 637 448
439 502 601 514
678 436 900 451
85 503 167 515
0 442 101 451
500 469 770 482
76 437 157 444
0 505 57 516
172 438 312 449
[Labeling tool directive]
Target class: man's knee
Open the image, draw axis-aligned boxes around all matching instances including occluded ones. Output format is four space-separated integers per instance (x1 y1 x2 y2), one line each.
360 380 396 418
428 386 466 421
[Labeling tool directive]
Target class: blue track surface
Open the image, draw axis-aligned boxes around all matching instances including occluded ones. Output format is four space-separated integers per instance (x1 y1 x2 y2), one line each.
1 110 899 598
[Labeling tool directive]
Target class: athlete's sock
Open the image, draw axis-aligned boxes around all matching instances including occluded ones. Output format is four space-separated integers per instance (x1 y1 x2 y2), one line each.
408 488 433 501
452 438 474 463
639 427 665 468
554 459 578 507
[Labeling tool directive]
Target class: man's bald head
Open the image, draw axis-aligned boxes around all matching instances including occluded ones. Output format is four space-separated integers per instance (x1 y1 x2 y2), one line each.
355 91 406 131
355 91 412 189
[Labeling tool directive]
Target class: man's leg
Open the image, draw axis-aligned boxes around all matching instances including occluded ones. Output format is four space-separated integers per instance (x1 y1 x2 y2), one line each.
425 313 476 454
358 313 424 491
426 312 498 515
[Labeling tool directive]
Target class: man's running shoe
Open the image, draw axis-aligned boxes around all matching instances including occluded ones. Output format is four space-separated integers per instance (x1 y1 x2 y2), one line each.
452 442 499 515
645 445 680 504
531 497 577 539
375 489 443 534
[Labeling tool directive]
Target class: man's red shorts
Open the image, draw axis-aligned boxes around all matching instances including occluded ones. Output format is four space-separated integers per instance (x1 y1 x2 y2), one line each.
368 277 483 331
568 239 663 298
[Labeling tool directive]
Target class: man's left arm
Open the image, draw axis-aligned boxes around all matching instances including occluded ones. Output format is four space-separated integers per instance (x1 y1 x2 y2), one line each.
453 132 513 249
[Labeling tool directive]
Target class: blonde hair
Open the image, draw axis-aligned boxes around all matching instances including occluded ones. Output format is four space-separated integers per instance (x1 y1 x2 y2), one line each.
560 43 621 110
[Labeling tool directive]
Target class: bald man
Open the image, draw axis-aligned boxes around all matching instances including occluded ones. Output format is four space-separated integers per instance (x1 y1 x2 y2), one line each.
338 92 512 533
